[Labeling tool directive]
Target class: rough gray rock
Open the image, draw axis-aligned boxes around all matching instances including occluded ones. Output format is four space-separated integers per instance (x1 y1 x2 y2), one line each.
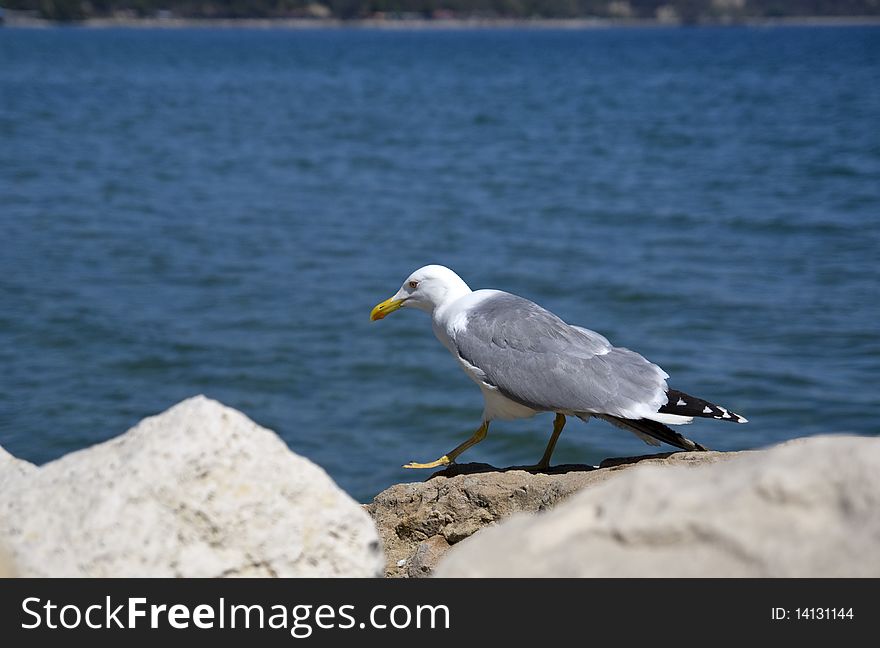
407 535 451 578
367 451 739 577
0 396 383 577
435 435 880 577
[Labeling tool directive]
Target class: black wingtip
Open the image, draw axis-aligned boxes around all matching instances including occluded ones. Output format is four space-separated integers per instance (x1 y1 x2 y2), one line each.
660 389 748 424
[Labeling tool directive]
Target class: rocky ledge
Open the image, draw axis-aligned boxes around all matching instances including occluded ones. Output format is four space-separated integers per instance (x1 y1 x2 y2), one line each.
366 451 741 577
367 434 880 578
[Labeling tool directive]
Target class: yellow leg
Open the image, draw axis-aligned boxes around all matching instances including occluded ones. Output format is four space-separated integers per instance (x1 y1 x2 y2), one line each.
403 421 489 469
531 413 566 471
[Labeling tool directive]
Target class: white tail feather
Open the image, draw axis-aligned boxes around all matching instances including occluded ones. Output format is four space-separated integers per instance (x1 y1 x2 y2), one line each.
642 411 694 425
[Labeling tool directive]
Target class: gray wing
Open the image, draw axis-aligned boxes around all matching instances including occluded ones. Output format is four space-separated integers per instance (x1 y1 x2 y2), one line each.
454 293 668 418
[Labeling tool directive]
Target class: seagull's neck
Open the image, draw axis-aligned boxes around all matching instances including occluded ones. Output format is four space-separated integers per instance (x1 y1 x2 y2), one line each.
430 278 473 321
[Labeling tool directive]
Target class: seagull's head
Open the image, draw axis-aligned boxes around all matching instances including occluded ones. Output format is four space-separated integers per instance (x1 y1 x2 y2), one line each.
370 265 472 321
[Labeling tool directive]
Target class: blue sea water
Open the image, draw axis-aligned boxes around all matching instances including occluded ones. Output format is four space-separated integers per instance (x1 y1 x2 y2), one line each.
1 26 878 501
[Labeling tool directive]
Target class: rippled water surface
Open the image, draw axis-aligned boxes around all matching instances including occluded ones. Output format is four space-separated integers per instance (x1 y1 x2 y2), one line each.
1 26 878 500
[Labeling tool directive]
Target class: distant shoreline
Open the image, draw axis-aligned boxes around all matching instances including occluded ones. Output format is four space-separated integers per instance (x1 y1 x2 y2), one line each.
4 15 880 30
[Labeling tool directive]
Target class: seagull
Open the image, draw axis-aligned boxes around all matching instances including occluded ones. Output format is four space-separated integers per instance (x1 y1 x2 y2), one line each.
370 265 747 470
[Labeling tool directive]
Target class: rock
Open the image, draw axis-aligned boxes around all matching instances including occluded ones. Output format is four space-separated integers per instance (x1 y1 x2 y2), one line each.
0 396 383 577
0 446 36 490
407 535 451 578
367 451 738 577
435 435 880 577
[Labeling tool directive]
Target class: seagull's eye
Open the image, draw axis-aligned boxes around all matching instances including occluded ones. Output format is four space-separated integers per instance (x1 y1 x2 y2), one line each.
409 280 419 289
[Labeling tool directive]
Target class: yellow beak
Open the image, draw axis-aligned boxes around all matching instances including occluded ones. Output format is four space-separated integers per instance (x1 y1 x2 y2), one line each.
370 297 405 321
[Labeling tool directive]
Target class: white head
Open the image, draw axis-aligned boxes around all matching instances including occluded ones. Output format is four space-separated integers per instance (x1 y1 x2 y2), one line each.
371 265 472 320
